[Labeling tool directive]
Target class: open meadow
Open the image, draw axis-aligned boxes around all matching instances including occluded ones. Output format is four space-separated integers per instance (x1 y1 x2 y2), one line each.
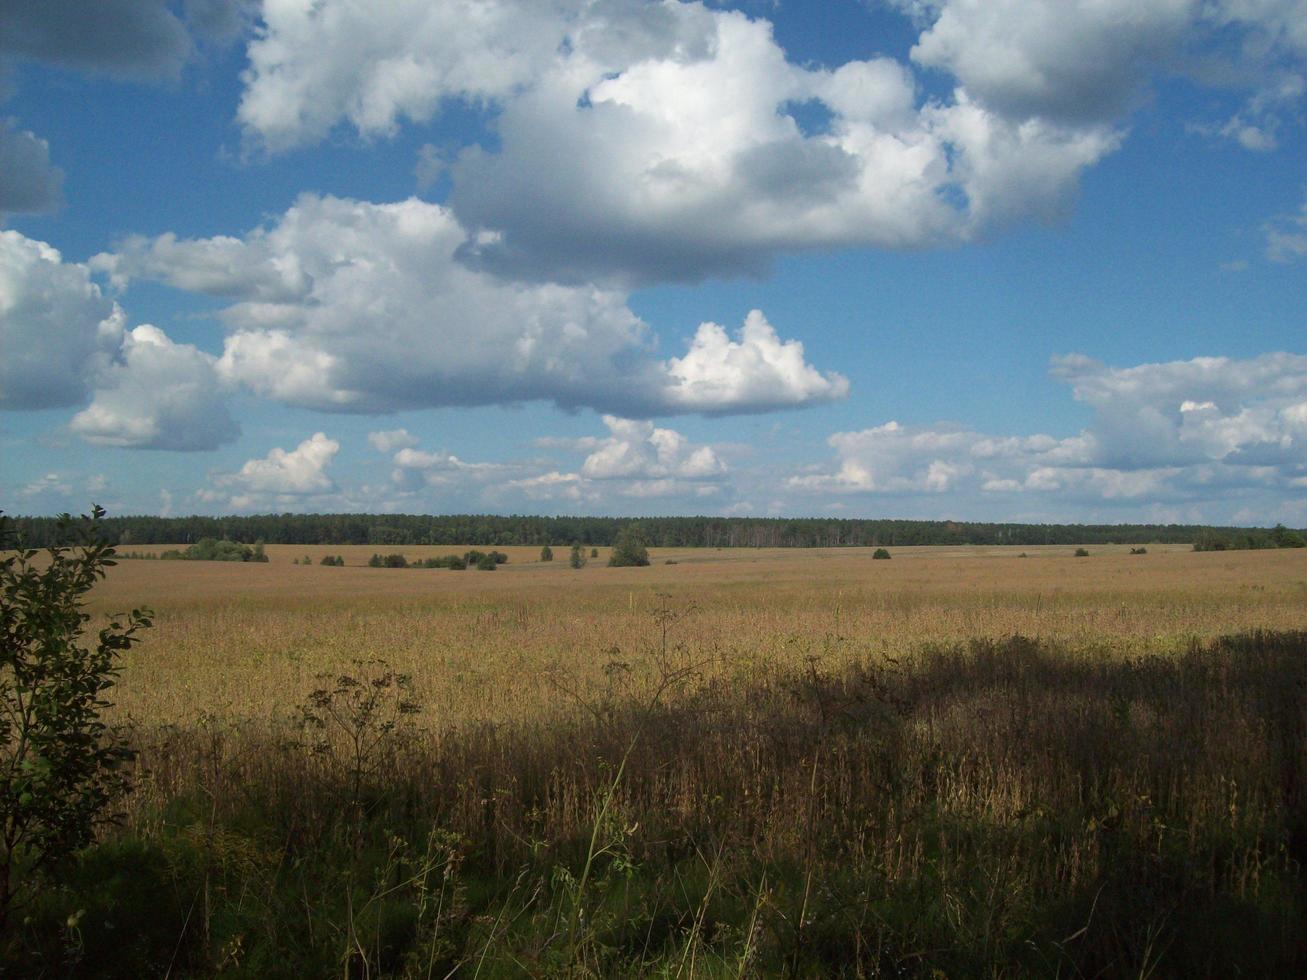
13 544 1307 976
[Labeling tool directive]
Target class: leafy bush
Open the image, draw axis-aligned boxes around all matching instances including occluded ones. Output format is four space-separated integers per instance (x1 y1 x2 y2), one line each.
320 555 345 566
872 548 891 560
540 545 553 562
607 525 650 567
569 543 586 569
382 554 408 568
171 538 267 562
1130 547 1148 555
1271 524 1306 548
368 554 383 567
0 507 152 927
1074 547 1090 557
475 554 497 571
590 548 599 558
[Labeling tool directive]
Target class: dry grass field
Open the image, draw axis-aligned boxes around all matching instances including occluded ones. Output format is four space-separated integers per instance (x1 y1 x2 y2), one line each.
12 543 1307 976
97 544 1307 730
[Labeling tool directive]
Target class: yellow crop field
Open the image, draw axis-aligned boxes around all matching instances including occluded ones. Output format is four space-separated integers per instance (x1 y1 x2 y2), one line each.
15 542 1307 975
96 544 1307 730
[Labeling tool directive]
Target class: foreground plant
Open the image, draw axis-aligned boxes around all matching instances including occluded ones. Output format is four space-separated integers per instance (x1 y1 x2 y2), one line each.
0 506 151 929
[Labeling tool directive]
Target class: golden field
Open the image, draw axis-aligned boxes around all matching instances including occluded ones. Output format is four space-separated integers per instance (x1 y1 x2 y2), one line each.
96 543 1307 730
8 540 1300 975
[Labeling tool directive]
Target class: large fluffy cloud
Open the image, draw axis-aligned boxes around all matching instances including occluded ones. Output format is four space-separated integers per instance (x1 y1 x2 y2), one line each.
896 0 1307 146
234 1 1121 282
93 193 845 417
794 352 1307 514
231 0 1301 284
450 6 1118 282
1 229 238 450
0 118 63 214
236 0 581 152
0 230 123 410
69 325 237 451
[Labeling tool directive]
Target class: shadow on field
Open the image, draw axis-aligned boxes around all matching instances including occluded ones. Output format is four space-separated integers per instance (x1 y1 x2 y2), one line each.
11 631 1307 977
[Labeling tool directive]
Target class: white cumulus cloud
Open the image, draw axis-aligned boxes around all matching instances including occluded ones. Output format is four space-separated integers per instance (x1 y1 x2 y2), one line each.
227 0 1307 285
580 415 725 480
662 311 848 413
220 432 340 496
793 351 1307 515
0 230 124 410
69 325 237 451
95 194 844 417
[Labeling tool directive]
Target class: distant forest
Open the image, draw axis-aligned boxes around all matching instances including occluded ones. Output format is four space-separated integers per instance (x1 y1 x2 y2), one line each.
7 512 1304 550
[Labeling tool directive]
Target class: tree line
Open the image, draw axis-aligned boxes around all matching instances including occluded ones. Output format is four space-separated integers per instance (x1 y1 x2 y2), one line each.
8 512 1303 549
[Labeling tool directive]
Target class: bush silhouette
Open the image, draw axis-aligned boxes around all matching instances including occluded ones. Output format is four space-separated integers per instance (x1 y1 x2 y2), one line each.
0 507 152 927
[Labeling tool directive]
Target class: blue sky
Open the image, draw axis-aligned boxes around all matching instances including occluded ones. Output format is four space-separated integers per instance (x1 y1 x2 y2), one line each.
2 0 1305 525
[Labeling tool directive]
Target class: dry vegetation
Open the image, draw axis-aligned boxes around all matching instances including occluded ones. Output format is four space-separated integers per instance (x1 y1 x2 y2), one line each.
15 545 1307 976
100 544 1304 728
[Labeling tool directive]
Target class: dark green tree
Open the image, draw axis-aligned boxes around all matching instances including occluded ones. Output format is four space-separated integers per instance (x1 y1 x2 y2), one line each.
569 542 586 569
540 544 554 562
608 525 650 567
0 507 152 927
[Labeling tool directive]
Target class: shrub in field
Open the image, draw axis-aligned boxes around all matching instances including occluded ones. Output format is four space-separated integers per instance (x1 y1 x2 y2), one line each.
872 547 891 559
569 543 587 569
475 554 497 571
298 659 421 820
540 545 553 562
1074 547 1090 557
463 550 486 566
1130 547 1148 555
1271 524 1306 548
490 551 508 564
0 507 151 928
320 555 344 566
590 548 599 558
171 538 266 562
382 554 408 568
608 525 650 567
368 554 383 567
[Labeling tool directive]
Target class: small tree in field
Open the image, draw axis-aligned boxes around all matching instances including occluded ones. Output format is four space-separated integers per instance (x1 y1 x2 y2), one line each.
540 544 554 562
608 525 650 567
0 507 152 927
569 542 586 569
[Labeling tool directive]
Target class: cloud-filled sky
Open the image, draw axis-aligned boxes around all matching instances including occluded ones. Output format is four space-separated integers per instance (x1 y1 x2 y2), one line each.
2 0 1304 525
